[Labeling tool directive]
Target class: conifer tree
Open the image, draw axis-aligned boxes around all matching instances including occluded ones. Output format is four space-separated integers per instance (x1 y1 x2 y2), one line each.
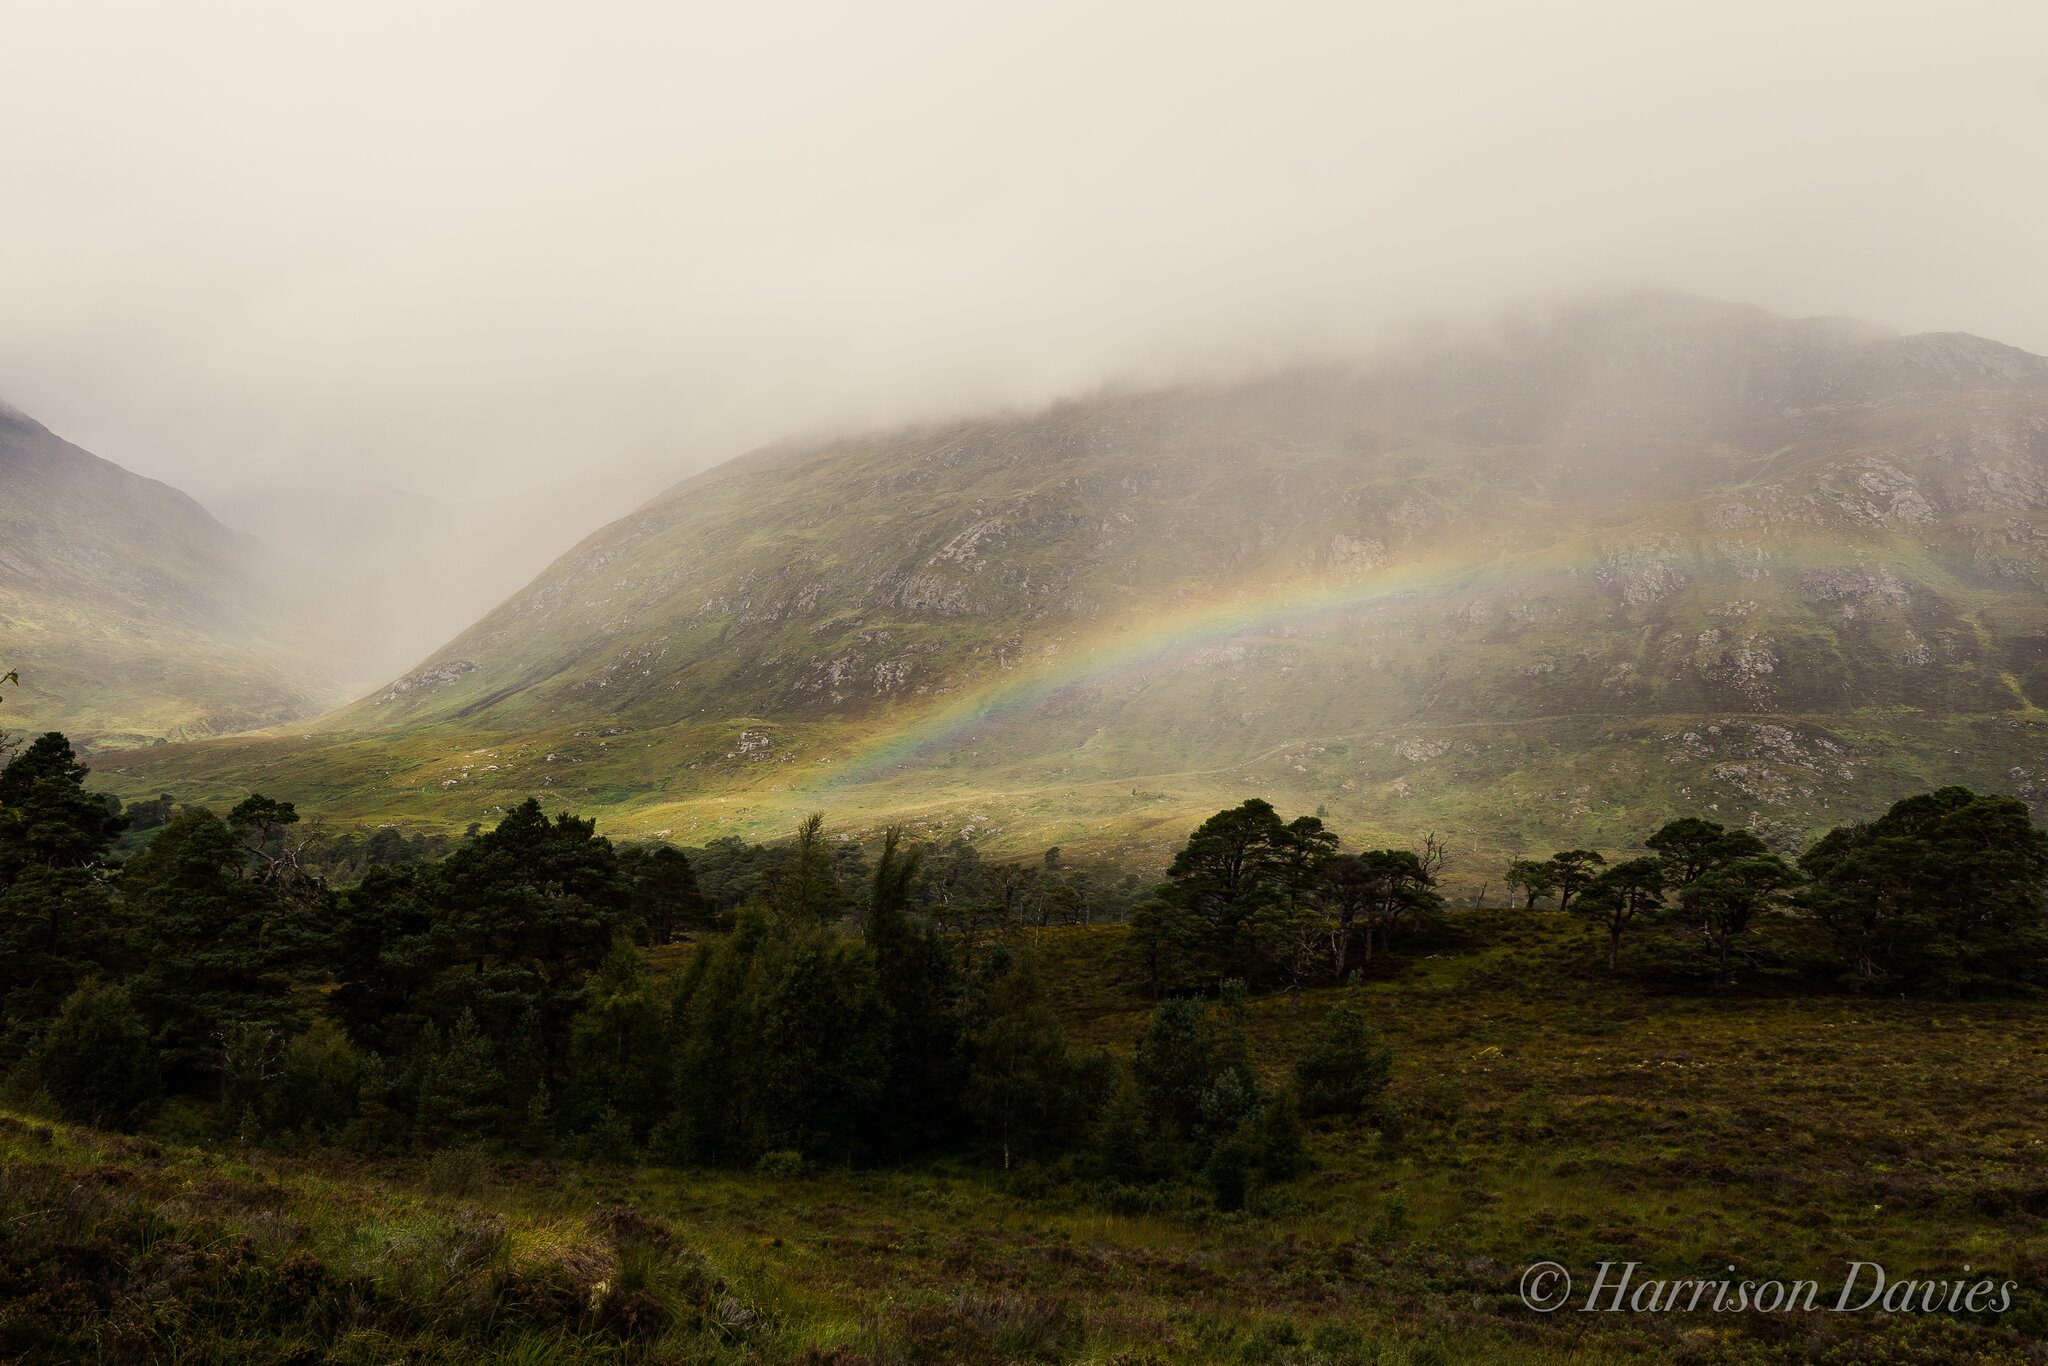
1294 984 1393 1119
0 733 129 1031
563 939 672 1139
962 947 1076 1168
866 828 965 1156
122 808 294 1088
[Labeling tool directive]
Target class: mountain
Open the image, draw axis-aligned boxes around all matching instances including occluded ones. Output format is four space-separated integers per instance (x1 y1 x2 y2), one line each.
0 403 358 744
100 295 2048 869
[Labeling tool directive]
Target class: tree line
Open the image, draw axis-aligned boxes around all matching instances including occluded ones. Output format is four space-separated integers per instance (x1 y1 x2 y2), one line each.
1507 792 2048 991
0 732 1390 1213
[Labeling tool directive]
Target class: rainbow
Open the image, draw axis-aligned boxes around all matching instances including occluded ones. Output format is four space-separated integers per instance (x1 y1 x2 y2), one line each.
810 541 1585 790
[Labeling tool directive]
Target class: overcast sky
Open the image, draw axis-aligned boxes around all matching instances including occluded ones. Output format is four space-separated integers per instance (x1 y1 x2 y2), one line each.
3 0 2045 505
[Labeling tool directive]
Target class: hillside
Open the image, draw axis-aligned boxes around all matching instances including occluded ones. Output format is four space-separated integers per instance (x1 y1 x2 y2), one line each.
0 403 357 744
100 295 2048 868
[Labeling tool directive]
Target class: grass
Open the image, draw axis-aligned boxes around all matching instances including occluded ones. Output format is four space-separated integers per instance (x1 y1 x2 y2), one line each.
91 704 2048 891
6 913 2047 1362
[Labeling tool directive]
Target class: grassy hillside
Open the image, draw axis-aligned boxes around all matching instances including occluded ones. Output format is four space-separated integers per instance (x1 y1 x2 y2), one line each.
92 296 2048 870
0 404 359 744
7 914 2045 1363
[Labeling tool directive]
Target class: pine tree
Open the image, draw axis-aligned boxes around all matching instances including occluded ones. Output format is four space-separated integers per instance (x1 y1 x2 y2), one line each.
962 948 1077 1169
664 908 768 1162
413 1012 505 1147
122 808 294 1088
1295 985 1393 1119
1799 787 2048 992
866 828 965 1156
752 928 888 1162
562 939 672 1139
1093 1063 1154 1183
767 814 845 923
0 733 129 1034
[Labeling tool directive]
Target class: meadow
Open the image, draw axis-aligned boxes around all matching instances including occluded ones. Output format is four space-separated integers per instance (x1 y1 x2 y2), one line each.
6 912 2043 1364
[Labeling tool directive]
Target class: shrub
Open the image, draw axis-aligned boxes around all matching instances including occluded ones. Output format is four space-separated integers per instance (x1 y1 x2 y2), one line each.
34 980 160 1129
1204 1119 1259 1211
271 1020 364 1139
1294 988 1392 1119
755 1148 806 1179
1255 1089 1307 1181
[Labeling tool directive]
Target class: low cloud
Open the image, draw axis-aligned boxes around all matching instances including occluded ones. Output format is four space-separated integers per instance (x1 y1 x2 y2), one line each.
2 0 2044 510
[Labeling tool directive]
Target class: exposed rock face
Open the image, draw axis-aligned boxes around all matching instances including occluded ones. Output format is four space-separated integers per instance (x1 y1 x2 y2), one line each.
381 660 478 702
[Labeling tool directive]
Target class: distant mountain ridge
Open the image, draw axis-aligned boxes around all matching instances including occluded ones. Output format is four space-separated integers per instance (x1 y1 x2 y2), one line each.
0 405 358 743
101 294 2048 866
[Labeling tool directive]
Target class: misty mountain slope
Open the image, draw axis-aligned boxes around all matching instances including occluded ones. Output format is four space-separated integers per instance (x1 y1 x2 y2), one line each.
103 296 2048 864
202 466 663 687
0 405 359 743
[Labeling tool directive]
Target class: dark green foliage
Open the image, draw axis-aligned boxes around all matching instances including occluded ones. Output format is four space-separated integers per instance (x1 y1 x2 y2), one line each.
1646 817 1767 887
0 733 129 1036
427 798 631 1049
617 843 713 943
220 1021 286 1137
752 928 887 1160
1203 1118 1258 1211
682 834 777 910
294 824 454 885
1124 800 1335 994
1254 1086 1308 1181
1131 998 1224 1139
663 908 767 1163
120 792 177 833
1321 846 1443 977
0 866 124 1043
33 980 160 1129
663 874 898 1166
1573 856 1666 971
412 1012 506 1147
271 1020 366 1141
0 732 127 871
1797 786 2048 993
329 798 632 1084
327 862 441 1055
1294 987 1393 1119
227 793 305 889
866 829 966 1156
1503 857 1559 909
1545 849 1605 913
766 813 845 922
121 807 295 1087
1132 987 1260 1157
563 940 672 1141
1681 853 1801 982
962 947 1078 1168
1092 1063 1155 1183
